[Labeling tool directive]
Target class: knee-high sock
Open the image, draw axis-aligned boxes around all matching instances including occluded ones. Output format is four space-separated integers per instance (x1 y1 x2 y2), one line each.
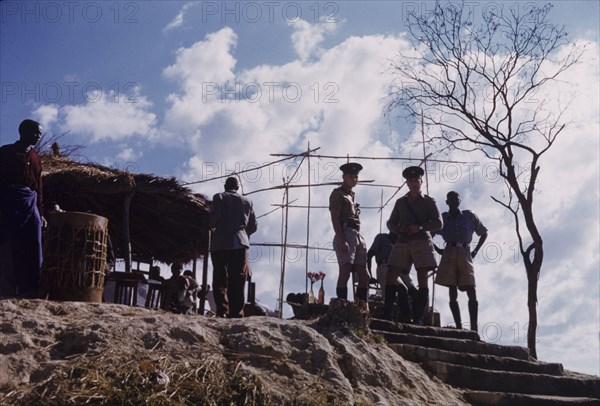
397 284 412 323
413 287 429 324
449 300 462 329
468 300 478 332
383 285 396 320
356 287 368 302
336 287 348 300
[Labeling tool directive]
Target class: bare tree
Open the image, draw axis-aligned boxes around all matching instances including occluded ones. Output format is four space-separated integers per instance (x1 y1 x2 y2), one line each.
387 1 585 358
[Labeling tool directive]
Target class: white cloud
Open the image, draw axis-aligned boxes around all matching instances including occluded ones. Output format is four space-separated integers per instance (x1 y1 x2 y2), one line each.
164 31 411 159
160 27 238 141
32 104 59 131
116 145 143 161
60 90 157 142
28 92 157 144
163 28 238 85
163 2 197 32
289 18 338 61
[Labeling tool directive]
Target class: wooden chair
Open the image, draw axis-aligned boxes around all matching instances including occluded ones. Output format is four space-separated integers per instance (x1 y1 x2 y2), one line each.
114 279 138 306
107 271 147 306
352 271 382 301
145 282 163 309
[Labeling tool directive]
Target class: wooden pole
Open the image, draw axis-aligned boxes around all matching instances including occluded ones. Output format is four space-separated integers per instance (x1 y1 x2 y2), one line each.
422 111 435 325
277 182 290 318
379 189 384 233
304 143 311 300
123 191 134 273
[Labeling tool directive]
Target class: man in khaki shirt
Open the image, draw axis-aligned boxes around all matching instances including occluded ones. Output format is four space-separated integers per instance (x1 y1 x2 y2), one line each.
329 162 370 303
386 166 442 324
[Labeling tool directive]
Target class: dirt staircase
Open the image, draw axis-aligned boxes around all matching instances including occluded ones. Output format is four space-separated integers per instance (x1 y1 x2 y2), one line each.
370 318 600 405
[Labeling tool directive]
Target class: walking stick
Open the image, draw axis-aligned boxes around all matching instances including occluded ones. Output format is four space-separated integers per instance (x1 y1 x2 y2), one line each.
429 269 436 326
199 229 211 315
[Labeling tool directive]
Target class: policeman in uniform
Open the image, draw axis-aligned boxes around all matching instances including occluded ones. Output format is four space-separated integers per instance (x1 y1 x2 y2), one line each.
386 166 443 323
329 162 370 303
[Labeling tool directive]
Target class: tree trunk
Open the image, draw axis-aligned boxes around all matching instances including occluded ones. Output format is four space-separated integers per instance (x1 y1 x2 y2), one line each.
527 267 539 359
508 159 543 359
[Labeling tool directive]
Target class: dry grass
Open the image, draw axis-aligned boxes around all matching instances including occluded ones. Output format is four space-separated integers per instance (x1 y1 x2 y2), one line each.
0 348 273 406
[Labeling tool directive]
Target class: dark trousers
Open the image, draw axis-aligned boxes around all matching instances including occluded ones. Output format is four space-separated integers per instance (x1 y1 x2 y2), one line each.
211 249 247 318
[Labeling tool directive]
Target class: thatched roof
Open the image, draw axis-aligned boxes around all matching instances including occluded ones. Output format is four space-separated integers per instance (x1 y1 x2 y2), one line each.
41 155 210 264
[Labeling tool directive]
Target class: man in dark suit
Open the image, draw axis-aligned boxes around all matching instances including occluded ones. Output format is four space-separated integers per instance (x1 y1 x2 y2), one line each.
210 177 257 318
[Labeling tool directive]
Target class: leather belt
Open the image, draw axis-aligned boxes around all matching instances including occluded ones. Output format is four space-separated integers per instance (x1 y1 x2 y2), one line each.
447 242 469 248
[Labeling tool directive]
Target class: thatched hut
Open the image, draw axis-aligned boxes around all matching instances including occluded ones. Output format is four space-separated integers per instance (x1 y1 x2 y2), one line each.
41 155 210 266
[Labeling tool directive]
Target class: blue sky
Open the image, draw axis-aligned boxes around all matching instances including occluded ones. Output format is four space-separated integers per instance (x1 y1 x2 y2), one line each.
1 1 599 375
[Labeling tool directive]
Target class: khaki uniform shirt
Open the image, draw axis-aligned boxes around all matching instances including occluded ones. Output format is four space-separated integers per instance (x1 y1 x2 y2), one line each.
387 193 442 242
329 186 360 226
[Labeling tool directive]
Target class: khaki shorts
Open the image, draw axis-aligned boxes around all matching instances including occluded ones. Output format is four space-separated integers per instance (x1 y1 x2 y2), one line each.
434 246 475 289
333 226 367 266
387 240 437 273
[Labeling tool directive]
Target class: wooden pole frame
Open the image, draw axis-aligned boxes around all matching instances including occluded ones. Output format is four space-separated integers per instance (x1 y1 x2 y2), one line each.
189 144 470 319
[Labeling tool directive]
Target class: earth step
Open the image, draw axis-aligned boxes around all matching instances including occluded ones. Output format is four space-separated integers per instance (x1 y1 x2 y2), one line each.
463 390 600 405
370 318 479 341
373 329 530 360
425 361 600 399
389 343 564 375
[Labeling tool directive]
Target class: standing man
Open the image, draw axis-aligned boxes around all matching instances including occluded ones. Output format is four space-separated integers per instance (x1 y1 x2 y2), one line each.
434 191 488 331
329 162 370 303
210 177 257 318
386 166 443 324
0 119 45 297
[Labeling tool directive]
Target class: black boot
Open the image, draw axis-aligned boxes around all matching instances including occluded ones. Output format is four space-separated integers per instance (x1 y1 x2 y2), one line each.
356 287 368 302
449 300 462 329
413 288 429 325
383 285 396 320
396 285 412 324
407 286 418 302
336 287 348 300
468 300 478 332
407 286 418 321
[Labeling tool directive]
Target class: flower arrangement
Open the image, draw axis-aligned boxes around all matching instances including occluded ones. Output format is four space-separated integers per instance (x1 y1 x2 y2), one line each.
307 271 326 283
307 272 326 304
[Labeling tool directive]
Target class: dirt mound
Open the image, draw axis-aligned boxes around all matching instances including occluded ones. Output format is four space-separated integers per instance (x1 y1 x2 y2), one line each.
0 299 466 405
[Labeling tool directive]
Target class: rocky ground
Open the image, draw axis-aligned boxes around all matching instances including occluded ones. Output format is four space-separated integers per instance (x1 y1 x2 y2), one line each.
0 298 468 405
